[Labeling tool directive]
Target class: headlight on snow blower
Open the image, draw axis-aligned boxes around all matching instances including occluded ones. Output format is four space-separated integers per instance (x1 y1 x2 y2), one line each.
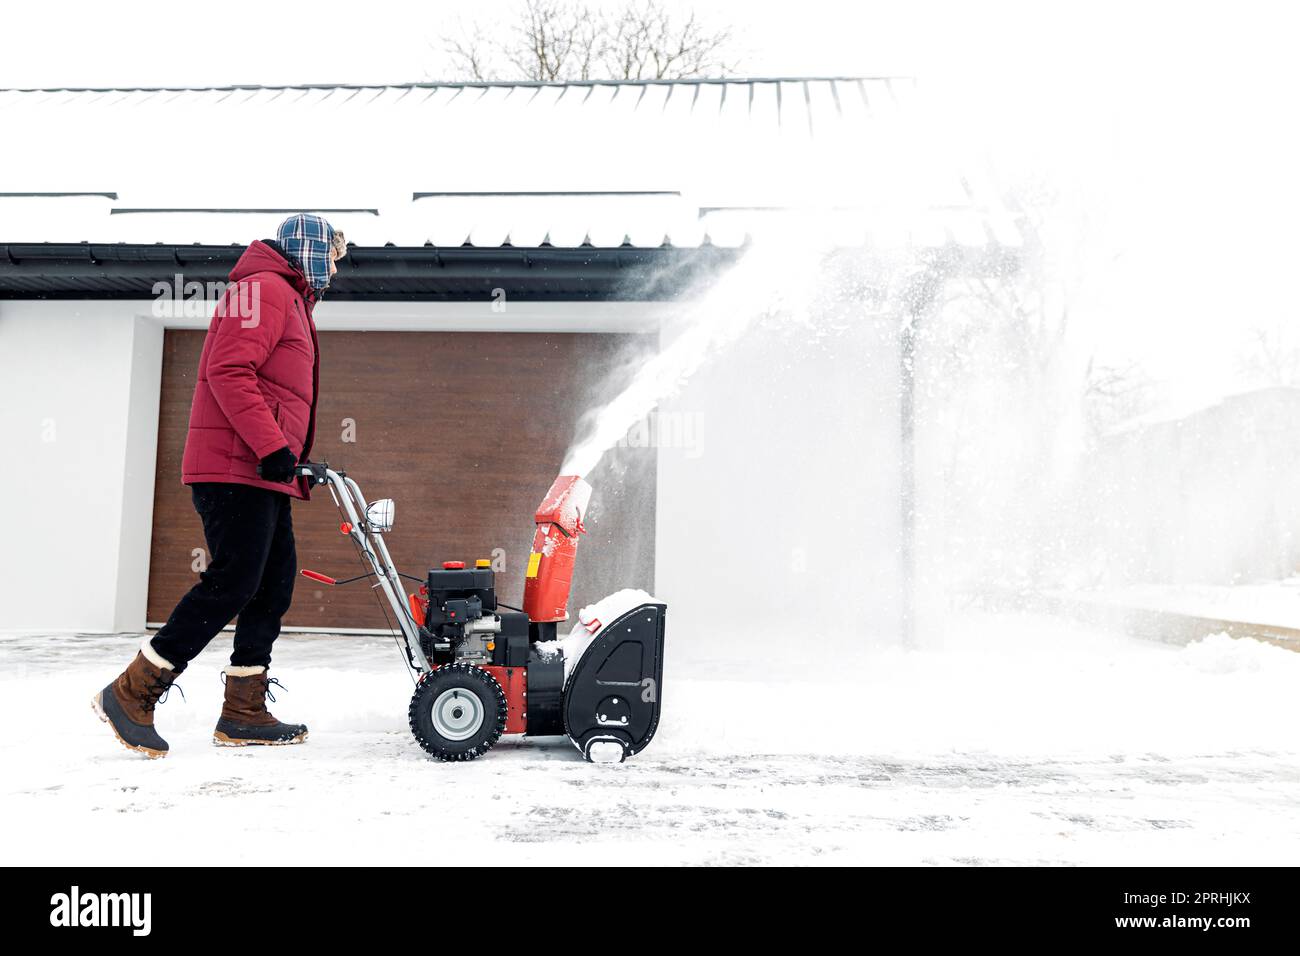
365 498 395 533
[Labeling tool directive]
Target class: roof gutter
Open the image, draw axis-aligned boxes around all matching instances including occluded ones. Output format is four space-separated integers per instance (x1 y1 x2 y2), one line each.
0 242 744 302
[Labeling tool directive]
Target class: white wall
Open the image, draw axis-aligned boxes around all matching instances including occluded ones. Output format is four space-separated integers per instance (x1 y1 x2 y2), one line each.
0 302 163 633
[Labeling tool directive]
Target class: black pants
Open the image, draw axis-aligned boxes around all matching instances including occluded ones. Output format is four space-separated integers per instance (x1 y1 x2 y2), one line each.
150 482 296 673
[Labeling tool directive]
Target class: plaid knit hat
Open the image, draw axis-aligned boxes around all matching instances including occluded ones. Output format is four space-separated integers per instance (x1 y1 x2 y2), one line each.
275 213 345 291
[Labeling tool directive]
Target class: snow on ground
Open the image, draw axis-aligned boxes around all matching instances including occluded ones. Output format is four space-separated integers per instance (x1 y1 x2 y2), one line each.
1052 580 1300 630
2 612 1298 865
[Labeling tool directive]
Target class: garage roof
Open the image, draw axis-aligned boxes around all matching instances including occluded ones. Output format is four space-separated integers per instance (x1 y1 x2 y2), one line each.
0 78 1021 299
0 78 1019 249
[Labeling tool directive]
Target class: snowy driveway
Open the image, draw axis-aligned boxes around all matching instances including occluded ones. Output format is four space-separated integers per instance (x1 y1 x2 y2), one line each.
3 615 1297 865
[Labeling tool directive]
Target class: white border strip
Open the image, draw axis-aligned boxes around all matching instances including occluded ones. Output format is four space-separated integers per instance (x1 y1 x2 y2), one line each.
155 299 673 333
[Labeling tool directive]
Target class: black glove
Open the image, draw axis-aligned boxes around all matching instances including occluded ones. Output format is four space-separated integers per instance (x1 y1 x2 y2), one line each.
257 446 297 483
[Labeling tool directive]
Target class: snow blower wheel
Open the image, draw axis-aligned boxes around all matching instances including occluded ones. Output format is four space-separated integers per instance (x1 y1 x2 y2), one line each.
408 664 507 761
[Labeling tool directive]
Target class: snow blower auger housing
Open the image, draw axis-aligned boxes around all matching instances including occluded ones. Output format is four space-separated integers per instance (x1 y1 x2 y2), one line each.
296 465 666 763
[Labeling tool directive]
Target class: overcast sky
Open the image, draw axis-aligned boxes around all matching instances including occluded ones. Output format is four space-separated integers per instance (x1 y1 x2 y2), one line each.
2 0 1288 91
3 0 1298 409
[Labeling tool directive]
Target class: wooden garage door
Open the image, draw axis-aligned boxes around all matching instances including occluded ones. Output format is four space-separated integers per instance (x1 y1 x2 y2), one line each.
147 329 656 630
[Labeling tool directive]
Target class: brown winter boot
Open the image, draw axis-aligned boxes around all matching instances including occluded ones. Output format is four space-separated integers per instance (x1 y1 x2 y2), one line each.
91 641 182 759
213 666 308 746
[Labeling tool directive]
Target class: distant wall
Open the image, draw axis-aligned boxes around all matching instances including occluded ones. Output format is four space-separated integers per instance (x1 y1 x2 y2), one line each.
1077 387 1300 585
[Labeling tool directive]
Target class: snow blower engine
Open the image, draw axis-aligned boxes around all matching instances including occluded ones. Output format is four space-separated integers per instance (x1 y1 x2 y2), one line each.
296 465 666 763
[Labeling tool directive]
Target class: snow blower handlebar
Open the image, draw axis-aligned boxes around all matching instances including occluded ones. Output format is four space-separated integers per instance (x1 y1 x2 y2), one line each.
294 462 430 673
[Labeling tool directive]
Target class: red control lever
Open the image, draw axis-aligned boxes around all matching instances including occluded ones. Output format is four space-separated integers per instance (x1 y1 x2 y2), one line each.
300 569 337 586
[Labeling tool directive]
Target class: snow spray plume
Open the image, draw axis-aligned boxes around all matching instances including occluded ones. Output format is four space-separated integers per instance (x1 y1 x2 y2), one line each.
562 218 836 479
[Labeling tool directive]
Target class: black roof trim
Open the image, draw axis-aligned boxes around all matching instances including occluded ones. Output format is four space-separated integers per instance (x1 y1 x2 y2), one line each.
0 191 118 199
108 208 381 215
0 242 744 302
412 190 680 200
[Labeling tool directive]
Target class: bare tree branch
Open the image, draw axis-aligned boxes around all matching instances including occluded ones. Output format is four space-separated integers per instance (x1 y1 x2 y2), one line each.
1241 326 1300 388
443 24 494 82
432 0 738 83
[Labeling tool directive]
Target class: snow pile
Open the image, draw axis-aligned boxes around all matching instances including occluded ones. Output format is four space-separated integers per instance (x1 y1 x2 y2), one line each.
1177 631 1290 675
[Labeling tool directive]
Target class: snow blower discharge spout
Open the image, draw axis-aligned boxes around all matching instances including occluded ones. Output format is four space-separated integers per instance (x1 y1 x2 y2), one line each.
296 465 666 763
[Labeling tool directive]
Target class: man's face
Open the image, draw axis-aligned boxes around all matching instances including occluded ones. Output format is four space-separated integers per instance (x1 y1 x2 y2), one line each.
323 247 338 289
322 229 345 291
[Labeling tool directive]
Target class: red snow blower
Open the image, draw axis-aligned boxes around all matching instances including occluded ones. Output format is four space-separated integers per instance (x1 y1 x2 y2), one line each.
295 464 666 763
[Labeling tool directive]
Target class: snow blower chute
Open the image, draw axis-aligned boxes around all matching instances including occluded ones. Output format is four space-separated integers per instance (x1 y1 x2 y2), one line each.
296 465 666 763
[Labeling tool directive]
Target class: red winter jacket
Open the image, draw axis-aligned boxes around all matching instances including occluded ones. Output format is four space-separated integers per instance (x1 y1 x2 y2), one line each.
180 240 320 500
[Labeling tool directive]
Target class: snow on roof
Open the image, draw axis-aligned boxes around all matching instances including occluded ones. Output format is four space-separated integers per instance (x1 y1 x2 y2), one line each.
0 78 1020 249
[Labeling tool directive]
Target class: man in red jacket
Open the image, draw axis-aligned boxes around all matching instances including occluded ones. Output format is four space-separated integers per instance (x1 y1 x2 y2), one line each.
92 213 345 758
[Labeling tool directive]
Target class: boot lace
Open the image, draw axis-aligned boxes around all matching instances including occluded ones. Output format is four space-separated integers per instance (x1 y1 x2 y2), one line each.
142 676 183 713
219 672 288 702
264 676 288 702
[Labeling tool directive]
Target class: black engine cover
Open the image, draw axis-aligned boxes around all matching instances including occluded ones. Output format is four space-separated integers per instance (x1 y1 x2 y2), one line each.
492 612 531 668
425 567 496 614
